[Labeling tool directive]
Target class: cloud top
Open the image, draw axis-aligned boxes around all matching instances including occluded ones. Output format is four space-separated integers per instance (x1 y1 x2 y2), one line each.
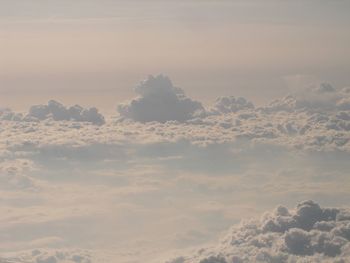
118 75 205 123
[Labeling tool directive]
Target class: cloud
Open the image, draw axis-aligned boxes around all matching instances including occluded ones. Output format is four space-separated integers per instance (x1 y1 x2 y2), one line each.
209 96 254 115
117 74 205 123
168 200 350 263
1 77 348 152
0 108 23 121
0 101 105 125
0 77 349 263
27 100 105 125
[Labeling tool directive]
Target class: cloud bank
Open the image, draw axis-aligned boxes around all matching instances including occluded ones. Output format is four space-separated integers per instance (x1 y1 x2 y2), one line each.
0 78 348 154
168 200 350 263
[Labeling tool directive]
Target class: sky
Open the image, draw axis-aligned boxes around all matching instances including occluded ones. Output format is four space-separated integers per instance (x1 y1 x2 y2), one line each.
1 0 350 110
0 1 350 263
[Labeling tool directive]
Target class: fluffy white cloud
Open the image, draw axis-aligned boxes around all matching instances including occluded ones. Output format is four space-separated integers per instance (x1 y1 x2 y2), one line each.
168 200 350 263
118 75 205 123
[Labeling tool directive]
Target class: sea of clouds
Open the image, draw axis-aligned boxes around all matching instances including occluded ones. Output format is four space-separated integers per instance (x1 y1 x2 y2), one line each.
0 75 349 262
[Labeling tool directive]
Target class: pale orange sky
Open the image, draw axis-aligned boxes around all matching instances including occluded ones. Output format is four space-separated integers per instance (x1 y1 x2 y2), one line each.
1 0 350 110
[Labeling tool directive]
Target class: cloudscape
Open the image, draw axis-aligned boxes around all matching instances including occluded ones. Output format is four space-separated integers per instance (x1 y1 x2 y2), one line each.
0 1 350 263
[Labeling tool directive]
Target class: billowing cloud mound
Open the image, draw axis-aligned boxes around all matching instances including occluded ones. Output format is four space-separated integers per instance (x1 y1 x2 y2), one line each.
169 201 350 263
118 75 205 123
210 96 254 115
0 101 105 125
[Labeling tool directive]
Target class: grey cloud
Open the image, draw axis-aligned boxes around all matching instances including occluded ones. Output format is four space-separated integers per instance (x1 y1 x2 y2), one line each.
28 100 105 125
209 96 254 115
118 74 205 123
0 108 23 121
199 256 227 263
260 95 297 113
313 82 336 94
0 101 105 125
170 200 350 263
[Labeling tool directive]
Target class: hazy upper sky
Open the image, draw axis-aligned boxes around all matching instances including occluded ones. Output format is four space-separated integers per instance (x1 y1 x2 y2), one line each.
1 0 350 110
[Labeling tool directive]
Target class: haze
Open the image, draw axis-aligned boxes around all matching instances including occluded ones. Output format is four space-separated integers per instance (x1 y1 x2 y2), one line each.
1 0 350 110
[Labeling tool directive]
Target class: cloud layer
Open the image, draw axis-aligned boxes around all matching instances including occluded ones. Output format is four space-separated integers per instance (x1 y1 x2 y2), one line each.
0 76 349 262
114 77 349 151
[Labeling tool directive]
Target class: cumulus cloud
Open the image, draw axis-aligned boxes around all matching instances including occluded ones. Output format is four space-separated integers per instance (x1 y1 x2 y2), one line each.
0 101 105 125
0 159 39 191
28 100 105 125
209 96 254 115
117 77 350 150
117 74 205 123
169 200 350 263
0 107 23 121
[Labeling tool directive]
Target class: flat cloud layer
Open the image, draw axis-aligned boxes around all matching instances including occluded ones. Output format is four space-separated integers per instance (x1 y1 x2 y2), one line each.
168 200 350 263
118 75 205 123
